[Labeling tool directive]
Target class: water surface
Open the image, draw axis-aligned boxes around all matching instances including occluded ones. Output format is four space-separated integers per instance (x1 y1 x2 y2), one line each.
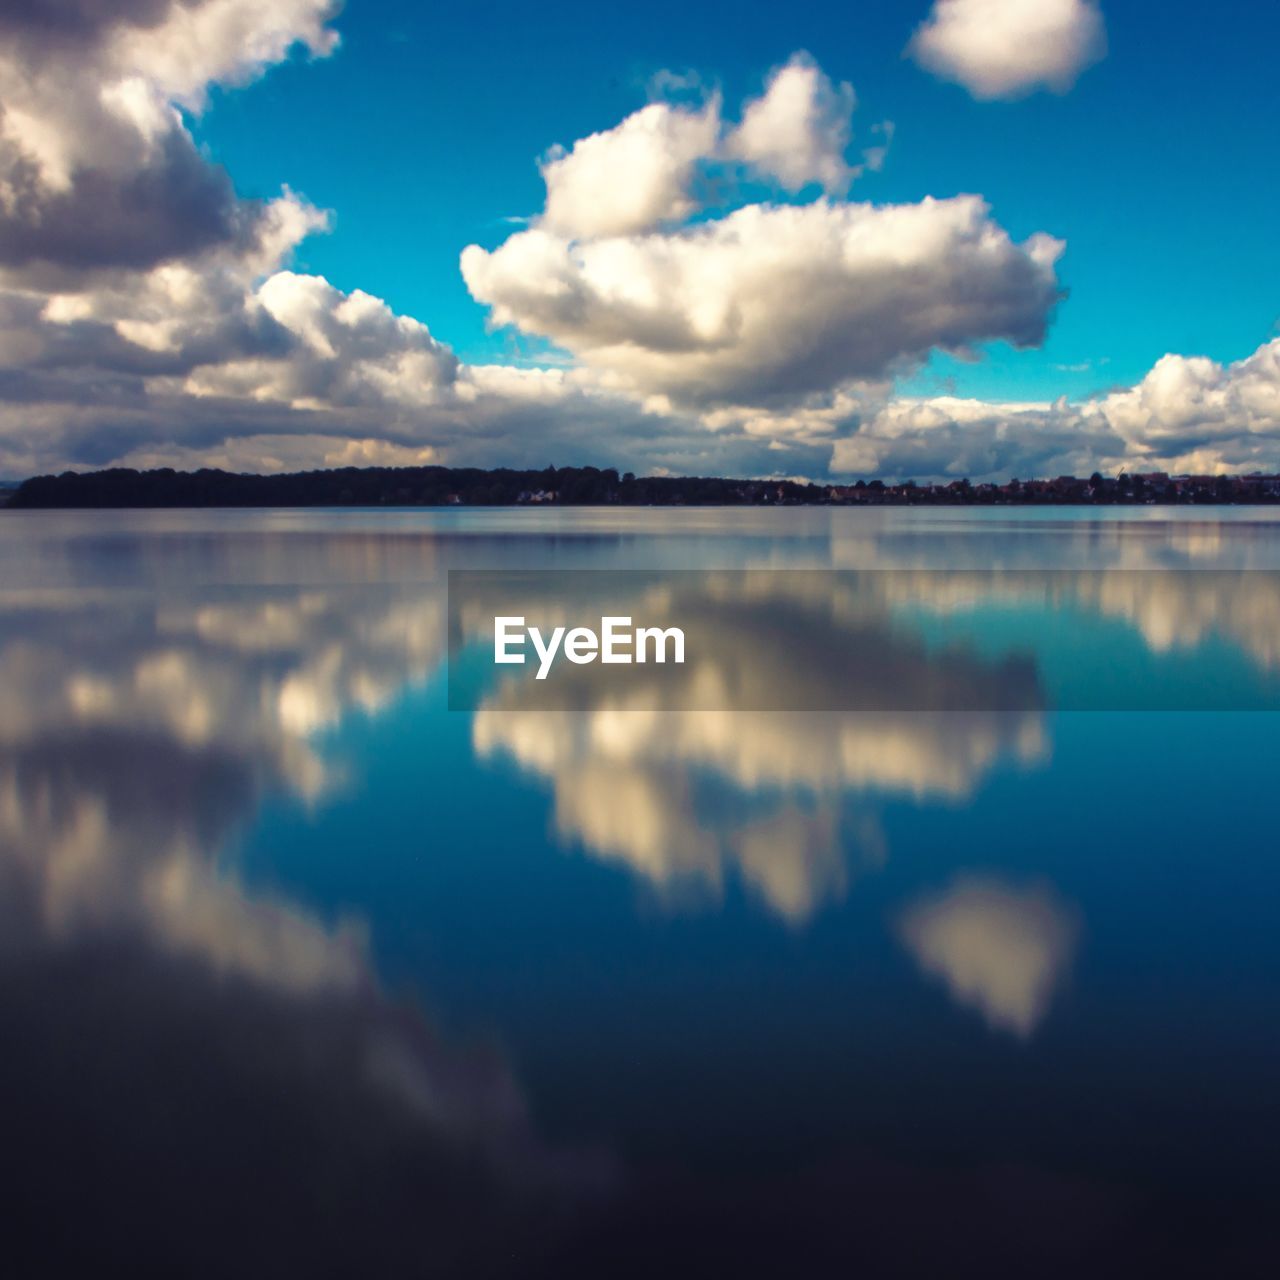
3 507 1280 1275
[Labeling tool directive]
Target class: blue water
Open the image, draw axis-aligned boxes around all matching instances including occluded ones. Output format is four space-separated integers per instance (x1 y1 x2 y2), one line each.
3 507 1280 1275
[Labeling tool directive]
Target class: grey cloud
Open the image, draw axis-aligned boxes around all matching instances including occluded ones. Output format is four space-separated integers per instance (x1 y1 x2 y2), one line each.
0 0 337 275
0 125 260 271
0 285 294 379
0 0 174 53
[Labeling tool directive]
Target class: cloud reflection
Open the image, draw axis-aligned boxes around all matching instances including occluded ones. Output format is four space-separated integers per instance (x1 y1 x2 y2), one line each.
897 877 1079 1037
4 513 1277 1270
0 577 600 1274
472 572 1048 921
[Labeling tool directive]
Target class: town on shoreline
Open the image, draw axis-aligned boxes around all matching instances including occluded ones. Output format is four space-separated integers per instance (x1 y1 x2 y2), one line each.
6 464 1280 509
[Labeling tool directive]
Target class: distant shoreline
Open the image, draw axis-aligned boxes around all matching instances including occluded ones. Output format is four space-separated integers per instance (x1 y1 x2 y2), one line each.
5 464 1280 509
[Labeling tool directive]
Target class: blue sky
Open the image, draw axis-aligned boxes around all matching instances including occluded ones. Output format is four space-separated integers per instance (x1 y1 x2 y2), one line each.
193 0 1280 401
2 0 1279 480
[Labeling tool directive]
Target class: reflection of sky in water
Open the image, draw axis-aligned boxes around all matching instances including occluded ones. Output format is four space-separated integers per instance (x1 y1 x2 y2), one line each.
3 508 1280 1274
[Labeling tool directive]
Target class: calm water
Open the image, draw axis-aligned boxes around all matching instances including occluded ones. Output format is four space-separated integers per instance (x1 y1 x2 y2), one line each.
3 507 1280 1276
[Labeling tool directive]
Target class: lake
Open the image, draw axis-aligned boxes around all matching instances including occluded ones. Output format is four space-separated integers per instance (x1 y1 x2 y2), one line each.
3 507 1280 1275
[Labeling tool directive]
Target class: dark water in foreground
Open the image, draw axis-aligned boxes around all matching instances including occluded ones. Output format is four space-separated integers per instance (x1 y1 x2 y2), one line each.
3 507 1280 1276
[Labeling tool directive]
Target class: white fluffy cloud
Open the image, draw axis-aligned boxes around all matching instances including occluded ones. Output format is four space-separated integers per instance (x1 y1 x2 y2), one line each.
1 6 1277 486
538 53 861 240
3 11 884 479
1103 341 1280 466
540 99 721 239
465 58 1067 413
831 393 1126 480
463 197 1064 405
908 0 1107 100
726 54 857 193
832 337 1280 480
0 2 677 477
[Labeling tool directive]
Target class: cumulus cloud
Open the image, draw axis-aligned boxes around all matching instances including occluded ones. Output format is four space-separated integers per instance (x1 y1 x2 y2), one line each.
461 55 1067 418
726 54 857 193
464 58 1064 418
0 0 337 274
0 6 1275 487
540 99 721 239
0 186 676 476
832 337 1280 481
1102 340 1280 466
178 270 460 409
908 0 1107 100
0 8 779 481
0 0 477 473
463 196 1064 405
538 52 863 240
898 877 1078 1037
831 393 1126 480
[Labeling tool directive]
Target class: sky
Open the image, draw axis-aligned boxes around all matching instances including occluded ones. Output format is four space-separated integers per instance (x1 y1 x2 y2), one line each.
1 0 1279 482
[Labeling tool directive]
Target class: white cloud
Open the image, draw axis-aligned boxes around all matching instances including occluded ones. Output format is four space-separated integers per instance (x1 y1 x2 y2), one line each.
831 337 1280 481
4 22 869 479
898 877 1078 1037
2 10 1277 488
463 196 1064 406
540 99 721 238
908 0 1107 100
1103 341 1280 465
466 60 1067 416
726 54 856 193
179 271 460 409
831 393 1125 480
106 0 340 109
537 53 865 239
